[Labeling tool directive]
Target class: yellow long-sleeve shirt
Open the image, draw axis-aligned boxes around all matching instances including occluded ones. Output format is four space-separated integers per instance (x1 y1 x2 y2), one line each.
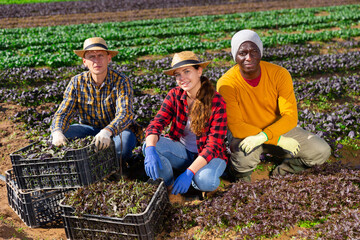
216 61 298 145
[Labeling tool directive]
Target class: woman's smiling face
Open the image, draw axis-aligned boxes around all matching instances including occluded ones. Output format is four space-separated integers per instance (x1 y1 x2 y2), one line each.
173 66 203 94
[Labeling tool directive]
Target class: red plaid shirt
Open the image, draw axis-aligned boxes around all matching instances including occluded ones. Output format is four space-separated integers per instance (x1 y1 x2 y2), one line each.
146 86 228 163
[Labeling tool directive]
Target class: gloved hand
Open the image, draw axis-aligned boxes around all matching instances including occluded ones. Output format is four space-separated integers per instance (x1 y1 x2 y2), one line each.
277 136 300 157
239 132 268 155
52 131 68 146
144 146 163 180
93 129 112 150
171 169 194 195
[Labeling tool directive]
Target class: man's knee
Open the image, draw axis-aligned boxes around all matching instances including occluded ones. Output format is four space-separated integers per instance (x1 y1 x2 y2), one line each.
302 137 331 166
229 150 260 173
314 140 331 165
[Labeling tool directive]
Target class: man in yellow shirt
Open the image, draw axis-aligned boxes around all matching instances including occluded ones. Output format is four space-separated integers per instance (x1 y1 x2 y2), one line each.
217 29 331 182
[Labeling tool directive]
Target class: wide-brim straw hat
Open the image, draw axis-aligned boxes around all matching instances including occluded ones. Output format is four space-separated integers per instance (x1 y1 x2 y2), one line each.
163 51 211 76
73 37 118 58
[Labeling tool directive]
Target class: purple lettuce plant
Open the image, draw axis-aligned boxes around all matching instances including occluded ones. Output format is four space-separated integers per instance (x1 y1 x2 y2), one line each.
165 162 360 239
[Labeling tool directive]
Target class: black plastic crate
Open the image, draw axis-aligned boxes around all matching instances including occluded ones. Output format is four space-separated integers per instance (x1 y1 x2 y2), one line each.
10 141 118 190
59 179 169 240
5 169 73 228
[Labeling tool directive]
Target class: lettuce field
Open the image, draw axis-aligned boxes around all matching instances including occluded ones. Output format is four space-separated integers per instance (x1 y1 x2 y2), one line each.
0 0 359 239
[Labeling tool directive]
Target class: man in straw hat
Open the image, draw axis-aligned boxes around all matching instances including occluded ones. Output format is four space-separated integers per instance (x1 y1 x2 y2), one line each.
143 51 227 202
51 37 141 167
217 30 331 182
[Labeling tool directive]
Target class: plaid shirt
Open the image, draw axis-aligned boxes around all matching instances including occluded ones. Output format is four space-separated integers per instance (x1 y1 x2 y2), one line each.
146 86 228 163
51 68 142 141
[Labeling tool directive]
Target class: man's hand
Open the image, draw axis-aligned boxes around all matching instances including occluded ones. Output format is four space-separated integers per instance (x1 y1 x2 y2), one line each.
144 146 163 180
93 129 112 150
171 169 194 195
239 132 268 154
52 131 67 146
277 136 300 157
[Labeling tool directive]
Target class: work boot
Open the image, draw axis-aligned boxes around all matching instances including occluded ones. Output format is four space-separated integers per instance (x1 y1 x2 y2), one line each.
272 158 309 176
229 167 253 183
183 186 204 202
235 171 252 183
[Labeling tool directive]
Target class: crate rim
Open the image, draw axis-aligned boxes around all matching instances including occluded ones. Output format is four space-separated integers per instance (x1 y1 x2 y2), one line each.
10 139 118 191
10 140 99 161
5 169 41 195
6 168 77 197
59 179 166 221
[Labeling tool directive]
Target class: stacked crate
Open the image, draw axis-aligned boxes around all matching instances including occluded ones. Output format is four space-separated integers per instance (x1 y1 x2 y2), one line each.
6 140 118 228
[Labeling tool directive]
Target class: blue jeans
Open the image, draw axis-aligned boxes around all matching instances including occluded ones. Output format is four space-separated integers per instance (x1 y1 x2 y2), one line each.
143 136 226 192
62 124 137 162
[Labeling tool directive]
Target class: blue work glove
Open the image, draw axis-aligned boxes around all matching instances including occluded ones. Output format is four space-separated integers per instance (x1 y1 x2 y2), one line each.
171 169 194 195
144 146 163 180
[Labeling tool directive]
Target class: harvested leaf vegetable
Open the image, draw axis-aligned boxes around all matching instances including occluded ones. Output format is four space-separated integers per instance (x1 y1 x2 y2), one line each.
63 179 158 218
20 136 94 159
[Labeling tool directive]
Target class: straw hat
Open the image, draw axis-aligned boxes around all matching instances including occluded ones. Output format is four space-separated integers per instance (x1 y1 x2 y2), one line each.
73 37 118 58
163 51 211 76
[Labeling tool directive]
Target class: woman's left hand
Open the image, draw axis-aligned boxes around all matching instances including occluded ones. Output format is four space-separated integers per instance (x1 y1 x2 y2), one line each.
171 169 194 195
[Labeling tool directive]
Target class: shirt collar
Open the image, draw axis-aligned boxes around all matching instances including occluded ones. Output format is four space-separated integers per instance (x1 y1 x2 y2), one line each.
180 88 191 114
180 88 187 102
87 67 111 88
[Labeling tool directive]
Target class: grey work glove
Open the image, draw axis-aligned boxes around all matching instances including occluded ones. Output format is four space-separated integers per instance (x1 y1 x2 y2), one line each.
277 136 300 157
239 132 268 155
92 129 112 150
52 131 68 146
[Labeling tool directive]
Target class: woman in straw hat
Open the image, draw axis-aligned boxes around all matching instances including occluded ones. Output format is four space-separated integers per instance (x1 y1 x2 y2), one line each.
143 51 228 198
51 37 142 168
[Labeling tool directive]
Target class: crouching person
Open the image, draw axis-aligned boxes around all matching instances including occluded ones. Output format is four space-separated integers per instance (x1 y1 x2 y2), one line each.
216 30 331 182
143 51 228 201
50 37 142 167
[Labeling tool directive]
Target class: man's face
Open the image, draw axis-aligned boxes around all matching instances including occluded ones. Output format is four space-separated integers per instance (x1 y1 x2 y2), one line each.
83 50 111 76
235 41 261 77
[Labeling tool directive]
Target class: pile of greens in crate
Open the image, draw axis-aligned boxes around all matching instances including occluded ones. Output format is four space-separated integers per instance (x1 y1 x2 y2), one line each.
62 179 158 218
20 136 94 159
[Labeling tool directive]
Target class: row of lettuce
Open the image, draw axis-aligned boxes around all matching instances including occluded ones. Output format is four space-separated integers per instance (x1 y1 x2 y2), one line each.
1 4 360 68
168 163 360 239
2 2 359 239
0 0 75 4
0 4 359 155
1 46 359 156
2 45 360 100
